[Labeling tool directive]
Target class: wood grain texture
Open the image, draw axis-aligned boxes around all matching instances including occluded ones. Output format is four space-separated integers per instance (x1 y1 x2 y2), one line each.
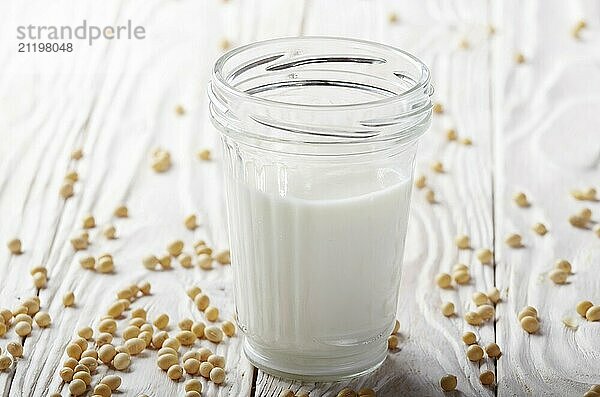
493 0 600 396
1 0 599 396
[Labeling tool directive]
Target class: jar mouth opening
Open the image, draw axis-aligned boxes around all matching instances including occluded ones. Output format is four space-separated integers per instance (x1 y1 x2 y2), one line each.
211 36 432 111
208 36 433 151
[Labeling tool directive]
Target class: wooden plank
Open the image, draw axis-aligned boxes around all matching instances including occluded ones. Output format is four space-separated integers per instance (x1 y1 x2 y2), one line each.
0 0 122 394
255 0 497 396
493 0 600 396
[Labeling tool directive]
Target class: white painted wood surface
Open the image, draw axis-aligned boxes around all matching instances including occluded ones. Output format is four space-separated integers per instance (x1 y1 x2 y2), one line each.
493 1 600 396
1 0 599 396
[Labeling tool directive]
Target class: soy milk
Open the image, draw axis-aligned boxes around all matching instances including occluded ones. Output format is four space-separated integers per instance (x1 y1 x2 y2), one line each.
225 165 412 376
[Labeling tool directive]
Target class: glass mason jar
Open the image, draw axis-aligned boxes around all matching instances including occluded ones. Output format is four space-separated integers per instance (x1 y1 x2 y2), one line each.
208 37 432 381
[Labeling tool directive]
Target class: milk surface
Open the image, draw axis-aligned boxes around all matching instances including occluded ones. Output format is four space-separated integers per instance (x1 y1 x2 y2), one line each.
225 165 412 372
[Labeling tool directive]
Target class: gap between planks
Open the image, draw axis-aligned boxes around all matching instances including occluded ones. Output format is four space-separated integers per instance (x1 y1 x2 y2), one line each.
486 0 499 396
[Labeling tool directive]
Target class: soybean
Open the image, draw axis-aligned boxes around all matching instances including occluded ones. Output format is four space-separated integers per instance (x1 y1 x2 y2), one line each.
208 354 225 369
33 311 51 327
100 374 122 390
480 370 495 386
520 316 540 333
549 269 568 285
199 361 214 378
153 313 170 330
197 149 211 161
98 345 117 364
167 240 184 257
505 233 522 248
195 293 210 311
462 331 477 345
477 305 495 321
466 345 484 361
431 161 444 173
7 342 23 358
185 379 203 392
441 302 455 317
388 335 399 349
464 311 483 326
476 248 492 264
15 321 32 337
63 291 75 307
184 358 201 375
455 235 470 249
222 320 236 337
114 205 128 218
68 379 87 396
577 301 594 317
435 273 452 289
472 292 488 306
532 222 548 235
210 367 226 384
185 214 198 230
513 192 529 207
113 352 131 370
485 342 502 358
205 326 223 343
82 214 96 229
453 270 470 285
487 287 501 303
440 374 457 391
167 364 184 380
192 322 206 338
586 306 600 322
555 259 572 274
7 238 22 254
205 306 219 322
214 249 231 265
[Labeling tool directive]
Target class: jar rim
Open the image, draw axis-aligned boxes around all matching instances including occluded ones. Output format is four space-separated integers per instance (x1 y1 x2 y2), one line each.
211 36 432 111
208 36 433 152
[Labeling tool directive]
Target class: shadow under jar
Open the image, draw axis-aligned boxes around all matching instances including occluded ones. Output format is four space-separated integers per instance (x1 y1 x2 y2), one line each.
208 37 433 381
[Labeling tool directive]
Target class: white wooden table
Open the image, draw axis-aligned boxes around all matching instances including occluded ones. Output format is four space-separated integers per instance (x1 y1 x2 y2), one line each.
1 0 600 396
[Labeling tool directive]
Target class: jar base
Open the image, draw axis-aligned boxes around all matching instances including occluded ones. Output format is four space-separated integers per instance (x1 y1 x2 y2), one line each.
243 338 388 382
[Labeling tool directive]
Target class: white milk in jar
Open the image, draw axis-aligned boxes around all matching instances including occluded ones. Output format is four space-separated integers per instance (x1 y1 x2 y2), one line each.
209 37 433 380
225 164 412 377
